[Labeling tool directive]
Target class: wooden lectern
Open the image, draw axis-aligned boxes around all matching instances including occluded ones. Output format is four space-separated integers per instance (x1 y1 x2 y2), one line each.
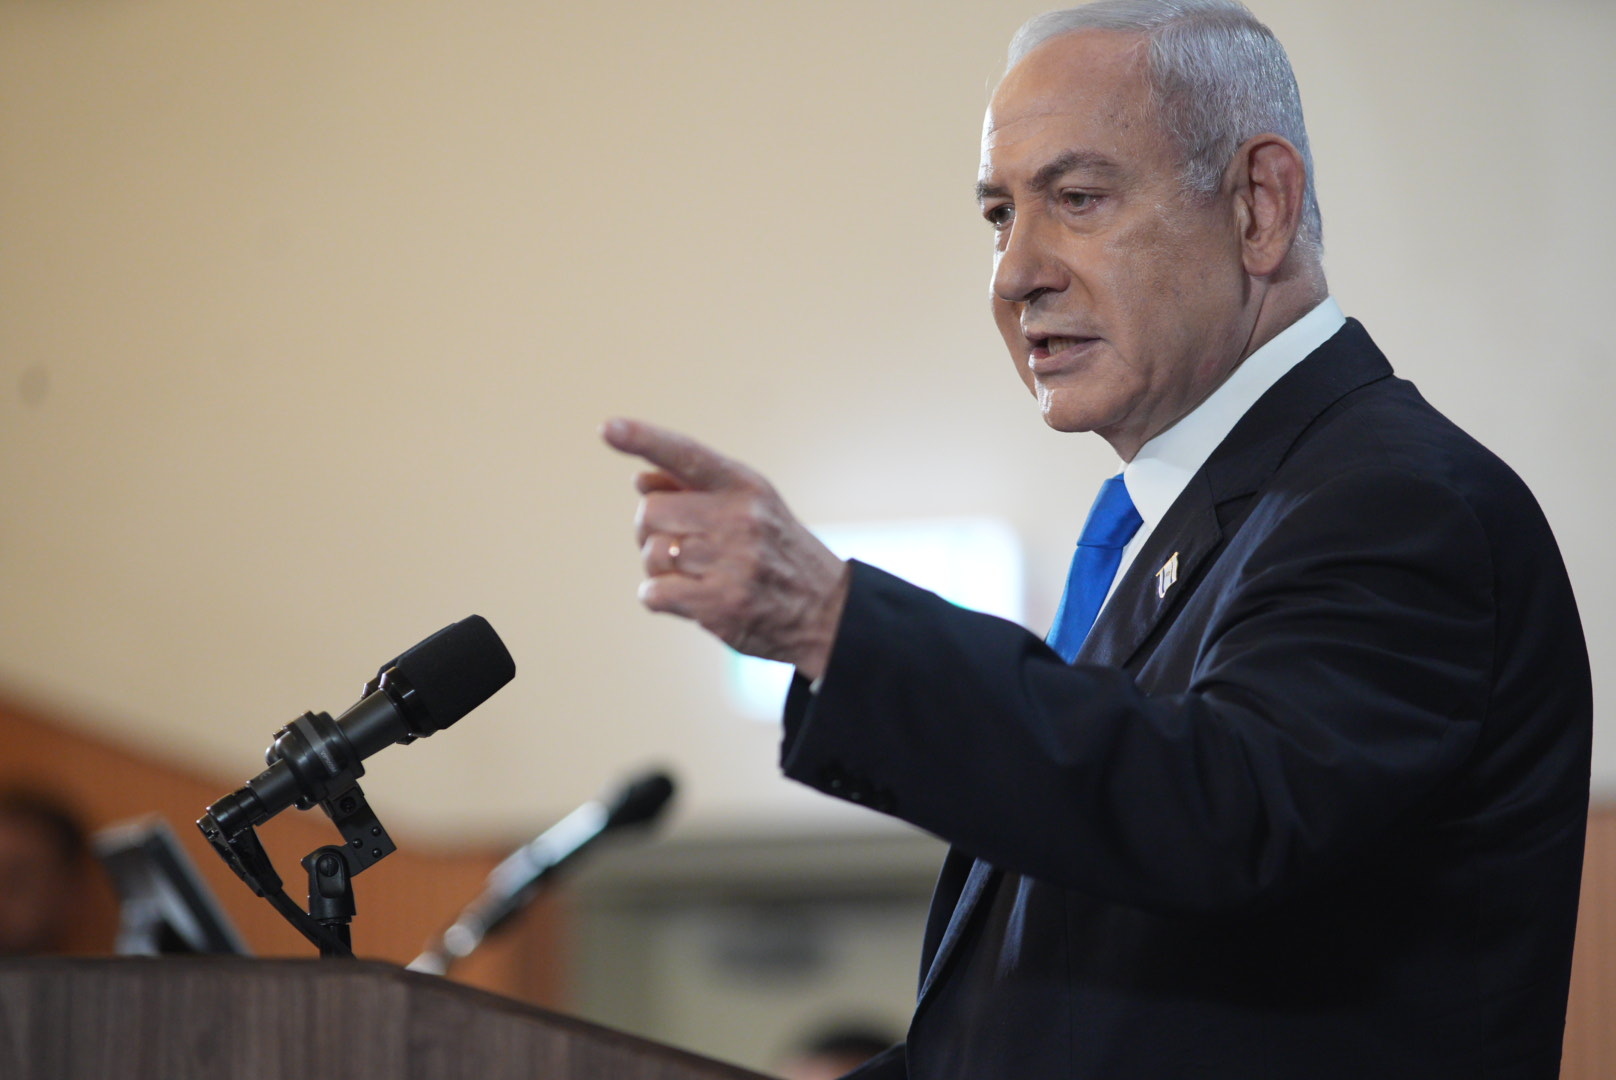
0 957 770 1080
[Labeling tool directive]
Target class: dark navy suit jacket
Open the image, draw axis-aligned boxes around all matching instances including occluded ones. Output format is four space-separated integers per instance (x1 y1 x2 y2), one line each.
781 322 1591 1079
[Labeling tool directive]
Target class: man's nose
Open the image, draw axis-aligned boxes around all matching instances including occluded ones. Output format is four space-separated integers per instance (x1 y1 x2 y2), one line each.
993 213 1067 305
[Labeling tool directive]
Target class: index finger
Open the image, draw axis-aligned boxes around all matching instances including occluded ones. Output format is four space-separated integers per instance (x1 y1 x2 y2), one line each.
602 418 761 492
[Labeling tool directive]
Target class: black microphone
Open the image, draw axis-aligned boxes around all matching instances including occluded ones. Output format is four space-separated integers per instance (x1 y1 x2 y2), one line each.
408 770 675 974
203 615 516 841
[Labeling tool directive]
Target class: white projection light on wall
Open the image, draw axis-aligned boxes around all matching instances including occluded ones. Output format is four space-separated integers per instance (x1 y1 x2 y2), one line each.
726 518 1025 722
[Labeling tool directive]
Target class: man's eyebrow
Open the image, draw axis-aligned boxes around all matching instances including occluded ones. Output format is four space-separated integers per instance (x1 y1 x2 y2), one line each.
975 150 1122 202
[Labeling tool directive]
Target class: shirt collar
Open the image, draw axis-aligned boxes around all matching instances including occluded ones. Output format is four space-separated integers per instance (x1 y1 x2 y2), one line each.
1121 296 1346 530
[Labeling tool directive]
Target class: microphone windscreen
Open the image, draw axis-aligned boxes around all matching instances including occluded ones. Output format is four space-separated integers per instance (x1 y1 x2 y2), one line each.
394 615 516 733
604 771 676 829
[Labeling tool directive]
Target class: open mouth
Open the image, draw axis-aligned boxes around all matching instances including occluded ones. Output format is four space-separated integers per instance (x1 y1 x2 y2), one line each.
1029 335 1096 360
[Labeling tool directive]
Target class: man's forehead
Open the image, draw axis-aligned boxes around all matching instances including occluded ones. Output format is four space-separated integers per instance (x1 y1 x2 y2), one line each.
980 29 1157 181
983 29 1150 146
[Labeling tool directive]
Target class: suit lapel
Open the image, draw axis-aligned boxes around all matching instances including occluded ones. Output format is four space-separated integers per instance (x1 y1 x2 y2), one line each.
1080 493 1221 669
916 857 997 1005
1081 320 1394 670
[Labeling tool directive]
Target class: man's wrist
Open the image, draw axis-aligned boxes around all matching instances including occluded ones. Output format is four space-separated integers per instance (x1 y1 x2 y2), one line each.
790 560 852 682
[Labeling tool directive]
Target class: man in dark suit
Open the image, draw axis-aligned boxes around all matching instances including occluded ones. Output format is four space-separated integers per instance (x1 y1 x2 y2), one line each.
604 1 1591 1075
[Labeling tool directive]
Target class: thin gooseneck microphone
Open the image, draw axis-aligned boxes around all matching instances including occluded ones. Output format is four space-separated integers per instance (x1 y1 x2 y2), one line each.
409 770 676 975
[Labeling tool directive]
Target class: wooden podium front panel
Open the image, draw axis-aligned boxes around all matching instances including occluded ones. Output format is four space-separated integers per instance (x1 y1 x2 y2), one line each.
0 958 767 1080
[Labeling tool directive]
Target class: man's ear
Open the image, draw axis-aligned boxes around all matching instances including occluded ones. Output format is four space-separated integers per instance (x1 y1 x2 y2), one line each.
1229 134 1308 278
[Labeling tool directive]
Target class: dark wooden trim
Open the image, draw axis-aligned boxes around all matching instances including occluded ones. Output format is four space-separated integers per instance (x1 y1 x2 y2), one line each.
0 957 767 1080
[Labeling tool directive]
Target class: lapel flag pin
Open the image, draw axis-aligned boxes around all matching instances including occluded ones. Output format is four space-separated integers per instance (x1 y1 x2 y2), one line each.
1155 552 1180 599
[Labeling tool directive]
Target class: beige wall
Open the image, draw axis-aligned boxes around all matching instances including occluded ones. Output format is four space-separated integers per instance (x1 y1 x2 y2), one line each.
0 0 1610 841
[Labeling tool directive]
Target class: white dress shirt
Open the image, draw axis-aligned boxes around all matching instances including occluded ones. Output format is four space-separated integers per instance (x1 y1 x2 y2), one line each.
1104 296 1347 606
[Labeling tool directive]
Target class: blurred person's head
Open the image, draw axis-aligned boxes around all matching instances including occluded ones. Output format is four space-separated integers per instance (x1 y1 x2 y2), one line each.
0 788 90 955
776 1024 897 1080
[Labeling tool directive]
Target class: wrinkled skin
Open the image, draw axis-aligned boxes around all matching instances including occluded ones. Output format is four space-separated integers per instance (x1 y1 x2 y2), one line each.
981 30 1317 458
603 418 848 679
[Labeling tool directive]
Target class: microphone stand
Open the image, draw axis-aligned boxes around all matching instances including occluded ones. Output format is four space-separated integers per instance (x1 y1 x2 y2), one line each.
195 614 515 960
198 732 399 959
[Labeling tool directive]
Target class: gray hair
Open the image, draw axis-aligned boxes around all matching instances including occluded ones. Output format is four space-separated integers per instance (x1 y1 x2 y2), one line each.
1009 0 1322 253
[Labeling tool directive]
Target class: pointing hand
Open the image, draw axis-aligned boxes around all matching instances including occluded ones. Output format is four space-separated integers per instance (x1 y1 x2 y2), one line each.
603 418 850 680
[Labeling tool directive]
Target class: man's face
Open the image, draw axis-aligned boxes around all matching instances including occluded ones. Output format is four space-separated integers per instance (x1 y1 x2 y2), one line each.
979 30 1256 459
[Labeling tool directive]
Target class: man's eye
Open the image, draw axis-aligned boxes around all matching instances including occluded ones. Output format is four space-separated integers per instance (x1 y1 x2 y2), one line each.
983 204 1013 228
1061 191 1097 212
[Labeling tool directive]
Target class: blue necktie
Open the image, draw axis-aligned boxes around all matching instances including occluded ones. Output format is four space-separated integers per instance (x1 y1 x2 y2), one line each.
1047 475 1142 661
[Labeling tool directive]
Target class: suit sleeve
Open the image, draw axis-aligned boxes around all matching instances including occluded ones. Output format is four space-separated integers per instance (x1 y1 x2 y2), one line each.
781 466 1495 914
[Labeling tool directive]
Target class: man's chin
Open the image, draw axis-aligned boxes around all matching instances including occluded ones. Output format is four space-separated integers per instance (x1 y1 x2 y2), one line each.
1038 401 1136 457
1038 403 1098 435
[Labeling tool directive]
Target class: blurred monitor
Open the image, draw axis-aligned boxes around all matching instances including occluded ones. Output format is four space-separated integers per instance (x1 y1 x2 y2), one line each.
93 816 250 956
